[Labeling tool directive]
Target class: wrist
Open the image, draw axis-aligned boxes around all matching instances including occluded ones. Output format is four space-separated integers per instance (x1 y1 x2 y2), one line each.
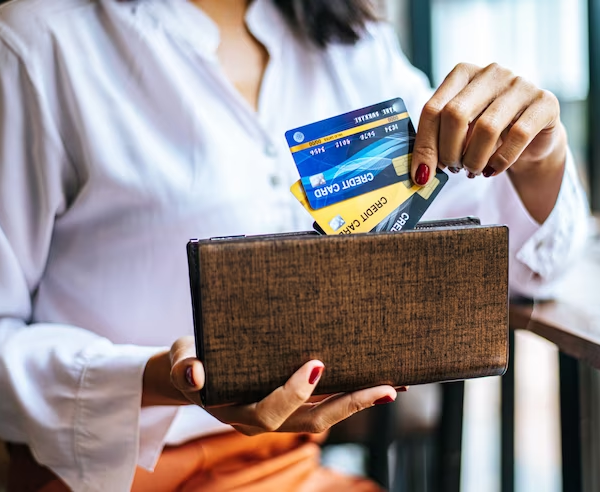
506 125 567 224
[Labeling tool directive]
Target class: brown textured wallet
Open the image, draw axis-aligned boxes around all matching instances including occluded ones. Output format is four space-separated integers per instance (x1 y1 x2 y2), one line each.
187 217 509 407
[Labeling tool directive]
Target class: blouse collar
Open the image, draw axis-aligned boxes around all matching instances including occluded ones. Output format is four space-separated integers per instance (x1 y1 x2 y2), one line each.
128 0 289 60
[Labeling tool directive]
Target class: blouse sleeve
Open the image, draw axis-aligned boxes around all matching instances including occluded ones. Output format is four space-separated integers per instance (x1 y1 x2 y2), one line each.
0 32 173 492
485 149 591 299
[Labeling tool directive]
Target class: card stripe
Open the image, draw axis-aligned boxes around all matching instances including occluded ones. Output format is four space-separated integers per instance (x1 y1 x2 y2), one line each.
289 112 410 153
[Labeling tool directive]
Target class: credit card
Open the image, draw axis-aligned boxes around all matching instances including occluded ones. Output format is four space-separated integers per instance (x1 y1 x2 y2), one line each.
373 169 449 233
290 169 448 235
285 98 416 210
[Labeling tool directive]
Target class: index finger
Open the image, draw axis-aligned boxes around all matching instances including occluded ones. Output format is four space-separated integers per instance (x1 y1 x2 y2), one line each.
412 63 480 186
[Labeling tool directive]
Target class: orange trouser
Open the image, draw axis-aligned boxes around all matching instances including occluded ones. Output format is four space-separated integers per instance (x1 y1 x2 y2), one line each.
8 431 383 492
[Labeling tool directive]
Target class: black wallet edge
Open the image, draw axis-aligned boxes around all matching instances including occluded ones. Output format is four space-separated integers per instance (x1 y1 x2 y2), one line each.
186 240 208 407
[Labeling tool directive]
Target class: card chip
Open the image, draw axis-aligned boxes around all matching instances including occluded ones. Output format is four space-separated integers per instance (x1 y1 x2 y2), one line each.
329 215 346 231
392 154 412 176
417 178 440 200
309 173 326 187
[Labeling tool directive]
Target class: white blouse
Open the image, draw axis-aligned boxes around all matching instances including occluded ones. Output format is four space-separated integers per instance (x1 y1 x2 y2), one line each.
0 0 589 490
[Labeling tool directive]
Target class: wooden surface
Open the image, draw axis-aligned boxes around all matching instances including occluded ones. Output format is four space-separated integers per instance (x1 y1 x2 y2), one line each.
191 226 509 407
509 217 600 368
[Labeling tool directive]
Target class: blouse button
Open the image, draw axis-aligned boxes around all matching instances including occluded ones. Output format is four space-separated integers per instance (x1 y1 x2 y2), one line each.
264 143 278 158
269 175 281 187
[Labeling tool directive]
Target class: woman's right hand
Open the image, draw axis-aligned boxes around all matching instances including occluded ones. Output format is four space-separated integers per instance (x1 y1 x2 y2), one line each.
155 336 398 436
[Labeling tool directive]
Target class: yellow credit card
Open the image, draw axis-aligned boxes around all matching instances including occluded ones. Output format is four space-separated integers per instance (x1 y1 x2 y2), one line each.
290 178 421 235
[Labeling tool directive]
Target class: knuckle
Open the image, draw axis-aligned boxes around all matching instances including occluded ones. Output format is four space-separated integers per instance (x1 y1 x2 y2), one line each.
308 416 329 434
486 62 511 78
283 381 311 406
485 62 501 74
476 117 500 140
540 89 559 109
442 101 468 127
170 335 194 360
510 123 532 145
485 63 514 85
511 75 526 89
491 152 512 171
254 412 280 432
346 394 366 416
422 101 442 122
453 62 477 77
292 387 310 405
414 143 438 163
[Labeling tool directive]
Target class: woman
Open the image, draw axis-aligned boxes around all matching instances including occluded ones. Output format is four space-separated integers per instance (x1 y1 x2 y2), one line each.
0 0 589 490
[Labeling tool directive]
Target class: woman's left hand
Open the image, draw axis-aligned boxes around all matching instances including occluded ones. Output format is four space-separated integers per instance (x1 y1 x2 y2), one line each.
143 336 402 436
411 63 567 223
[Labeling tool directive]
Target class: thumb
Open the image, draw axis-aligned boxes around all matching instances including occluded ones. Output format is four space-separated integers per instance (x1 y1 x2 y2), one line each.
170 336 205 392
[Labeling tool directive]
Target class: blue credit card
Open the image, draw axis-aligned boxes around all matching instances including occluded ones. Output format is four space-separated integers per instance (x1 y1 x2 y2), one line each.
285 98 416 210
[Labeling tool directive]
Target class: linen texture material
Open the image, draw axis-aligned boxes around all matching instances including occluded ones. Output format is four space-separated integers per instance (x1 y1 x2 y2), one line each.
189 225 509 407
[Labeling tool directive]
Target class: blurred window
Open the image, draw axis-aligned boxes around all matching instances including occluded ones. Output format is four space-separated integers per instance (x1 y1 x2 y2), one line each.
429 0 590 187
430 0 589 101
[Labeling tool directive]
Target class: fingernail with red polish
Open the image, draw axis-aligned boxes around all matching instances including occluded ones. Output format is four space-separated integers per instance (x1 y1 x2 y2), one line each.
448 167 460 174
467 171 476 179
309 366 323 385
415 164 430 186
186 366 195 387
399 386 408 392
483 165 496 178
374 395 395 405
